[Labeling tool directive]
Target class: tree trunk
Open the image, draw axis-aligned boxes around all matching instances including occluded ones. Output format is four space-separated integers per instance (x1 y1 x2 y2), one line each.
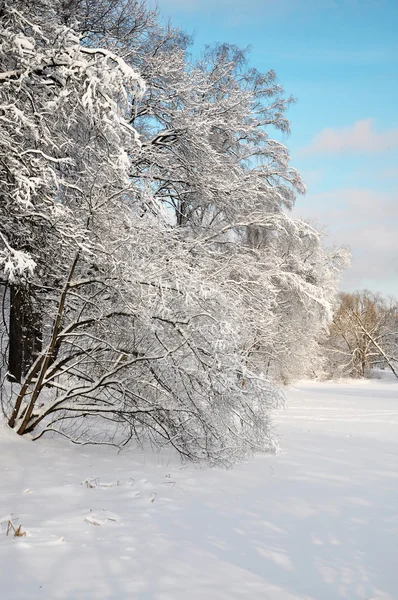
8 286 23 382
8 285 42 383
361 355 366 377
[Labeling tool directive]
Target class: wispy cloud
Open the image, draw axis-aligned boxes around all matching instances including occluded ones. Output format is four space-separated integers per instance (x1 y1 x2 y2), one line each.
293 188 398 295
301 119 398 156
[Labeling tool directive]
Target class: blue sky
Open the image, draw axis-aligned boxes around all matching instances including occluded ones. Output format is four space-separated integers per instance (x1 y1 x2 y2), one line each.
153 0 398 296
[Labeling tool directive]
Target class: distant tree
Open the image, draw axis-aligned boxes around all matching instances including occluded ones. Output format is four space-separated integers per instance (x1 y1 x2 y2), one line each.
323 291 398 379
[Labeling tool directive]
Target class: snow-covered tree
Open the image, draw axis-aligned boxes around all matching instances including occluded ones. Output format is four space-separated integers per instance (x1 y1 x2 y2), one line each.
130 41 348 382
0 0 144 376
46 2 346 386
0 0 347 464
256 232 349 383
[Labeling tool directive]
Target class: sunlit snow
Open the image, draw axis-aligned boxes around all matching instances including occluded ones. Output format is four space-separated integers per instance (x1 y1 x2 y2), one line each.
1 374 397 599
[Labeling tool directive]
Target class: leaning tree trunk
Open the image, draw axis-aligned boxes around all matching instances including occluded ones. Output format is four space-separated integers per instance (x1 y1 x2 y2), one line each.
353 311 398 379
8 284 42 383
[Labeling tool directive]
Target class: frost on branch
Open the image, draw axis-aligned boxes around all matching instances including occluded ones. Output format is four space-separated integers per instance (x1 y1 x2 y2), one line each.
0 234 36 283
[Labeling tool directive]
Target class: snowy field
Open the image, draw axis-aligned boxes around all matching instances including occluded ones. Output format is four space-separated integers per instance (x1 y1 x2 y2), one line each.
1 376 397 600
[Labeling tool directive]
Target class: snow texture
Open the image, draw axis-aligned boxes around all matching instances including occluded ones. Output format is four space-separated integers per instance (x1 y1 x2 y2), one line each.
0 375 397 599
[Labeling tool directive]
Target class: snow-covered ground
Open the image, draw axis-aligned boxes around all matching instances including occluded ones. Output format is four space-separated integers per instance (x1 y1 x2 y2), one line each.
1 376 397 599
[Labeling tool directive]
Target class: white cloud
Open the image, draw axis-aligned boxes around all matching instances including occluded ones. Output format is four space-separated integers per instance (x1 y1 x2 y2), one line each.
301 119 398 156
292 188 398 296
